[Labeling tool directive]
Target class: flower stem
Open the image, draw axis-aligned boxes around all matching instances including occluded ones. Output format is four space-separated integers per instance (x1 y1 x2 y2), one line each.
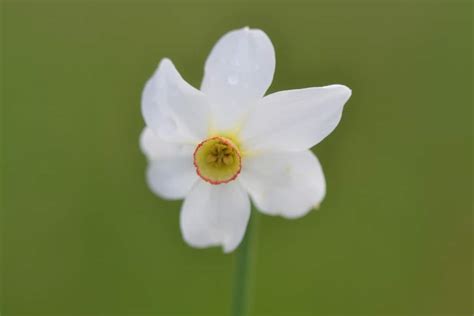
231 210 259 316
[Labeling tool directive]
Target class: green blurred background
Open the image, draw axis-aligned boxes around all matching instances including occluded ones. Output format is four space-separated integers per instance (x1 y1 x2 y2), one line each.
1 0 472 315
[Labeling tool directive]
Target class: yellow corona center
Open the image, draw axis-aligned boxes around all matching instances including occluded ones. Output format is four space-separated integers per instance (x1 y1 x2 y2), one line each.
193 136 242 185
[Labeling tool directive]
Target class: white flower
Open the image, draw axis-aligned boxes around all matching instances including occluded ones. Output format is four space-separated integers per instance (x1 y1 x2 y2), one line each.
140 27 351 253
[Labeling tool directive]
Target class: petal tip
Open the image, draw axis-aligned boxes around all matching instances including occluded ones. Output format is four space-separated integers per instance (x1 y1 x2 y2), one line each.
222 244 236 254
139 127 152 157
158 58 174 72
342 85 352 97
336 84 352 99
325 84 352 104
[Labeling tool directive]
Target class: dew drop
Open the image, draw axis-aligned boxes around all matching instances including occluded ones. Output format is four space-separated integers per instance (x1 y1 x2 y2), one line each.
160 116 178 135
231 59 241 67
227 75 239 85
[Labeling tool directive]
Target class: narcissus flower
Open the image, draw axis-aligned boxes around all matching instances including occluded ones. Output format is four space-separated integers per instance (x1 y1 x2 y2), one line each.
140 27 351 253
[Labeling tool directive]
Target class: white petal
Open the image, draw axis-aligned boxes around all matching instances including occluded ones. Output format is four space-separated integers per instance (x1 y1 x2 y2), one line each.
180 180 251 253
140 128 197 200
140 127 193 161
239 150 325 219
146 159 197 200
142 58 211 143
201 27 275 130
240 85 351 151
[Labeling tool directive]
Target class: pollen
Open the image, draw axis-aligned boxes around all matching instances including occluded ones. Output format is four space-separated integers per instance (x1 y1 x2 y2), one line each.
193 136 242 185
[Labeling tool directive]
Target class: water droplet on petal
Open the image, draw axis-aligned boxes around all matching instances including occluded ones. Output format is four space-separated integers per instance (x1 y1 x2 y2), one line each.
231 59 241 67
160 116 178 135
227 75 239 85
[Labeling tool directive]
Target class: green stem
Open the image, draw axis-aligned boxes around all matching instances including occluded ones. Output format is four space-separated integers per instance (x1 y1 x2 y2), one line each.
231 210 259 316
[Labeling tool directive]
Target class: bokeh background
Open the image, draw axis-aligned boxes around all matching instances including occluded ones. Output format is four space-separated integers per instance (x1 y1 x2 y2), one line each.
1 0 472 315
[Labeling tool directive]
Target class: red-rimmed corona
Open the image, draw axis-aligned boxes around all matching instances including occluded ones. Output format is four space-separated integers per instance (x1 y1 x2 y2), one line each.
193 136 242 185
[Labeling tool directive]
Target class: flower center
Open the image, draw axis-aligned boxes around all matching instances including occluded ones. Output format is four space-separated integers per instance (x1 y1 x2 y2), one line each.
193 136 242 185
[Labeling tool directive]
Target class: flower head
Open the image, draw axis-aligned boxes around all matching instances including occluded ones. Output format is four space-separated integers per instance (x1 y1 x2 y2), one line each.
140 27 351 253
